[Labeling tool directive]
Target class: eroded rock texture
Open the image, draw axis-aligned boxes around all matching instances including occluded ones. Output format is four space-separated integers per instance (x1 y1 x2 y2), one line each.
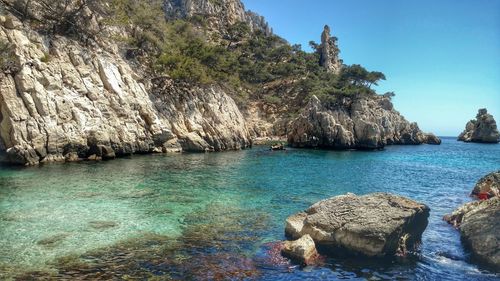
458 109 500 143
288 95 439 149
445 197 500 270
471 171 500 199
163 0 271 35
285 193 430 257
0 14 251 165
281 234 318 265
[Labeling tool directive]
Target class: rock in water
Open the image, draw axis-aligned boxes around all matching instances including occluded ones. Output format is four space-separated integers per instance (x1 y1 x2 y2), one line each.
424 133 442 145
287 95 440 149
471 171 500 199
444 197 500 270
458 109 500 143
285 193 430 257
281 234 318 264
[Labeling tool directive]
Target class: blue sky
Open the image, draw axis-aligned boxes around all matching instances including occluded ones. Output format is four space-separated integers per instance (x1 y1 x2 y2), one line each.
242 0 500 136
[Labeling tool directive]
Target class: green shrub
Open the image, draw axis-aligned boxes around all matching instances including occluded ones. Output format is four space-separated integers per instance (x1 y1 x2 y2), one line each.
101 2 387 101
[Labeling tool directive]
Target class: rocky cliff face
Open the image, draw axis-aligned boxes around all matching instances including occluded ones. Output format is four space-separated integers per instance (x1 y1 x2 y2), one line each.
163 0 271 35
0 0 439 165
288 95 438 149
458 109 500 143
0 14 251 165
318 25 342 74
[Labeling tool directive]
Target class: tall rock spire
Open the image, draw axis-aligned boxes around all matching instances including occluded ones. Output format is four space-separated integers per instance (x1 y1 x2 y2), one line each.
319 25 342 74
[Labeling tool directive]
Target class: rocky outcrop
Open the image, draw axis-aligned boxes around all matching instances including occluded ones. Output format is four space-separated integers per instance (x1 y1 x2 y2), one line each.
471 171 500 199
163 0 271 35
0 13 251 165
281 234 318 265
318 25 342 74
285 193 430 257
444 197 499 270
458 109 500 143
151 78 252 152
288 95 439 149
424 133 441 145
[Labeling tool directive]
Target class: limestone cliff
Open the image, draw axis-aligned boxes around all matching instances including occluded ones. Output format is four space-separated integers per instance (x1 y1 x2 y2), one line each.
458 109 500 143
0 0 439 165
318 25 342 74
0 13 251 165
288 95 438 149
163 0 271 35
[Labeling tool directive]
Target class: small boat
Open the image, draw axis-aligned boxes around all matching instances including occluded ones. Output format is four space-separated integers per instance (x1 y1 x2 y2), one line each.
270 144 286 151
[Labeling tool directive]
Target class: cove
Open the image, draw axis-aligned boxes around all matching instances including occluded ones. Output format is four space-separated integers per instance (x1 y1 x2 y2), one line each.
0 137 499 280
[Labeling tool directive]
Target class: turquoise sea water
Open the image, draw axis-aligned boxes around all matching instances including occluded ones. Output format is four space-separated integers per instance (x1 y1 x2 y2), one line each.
0 137 499 280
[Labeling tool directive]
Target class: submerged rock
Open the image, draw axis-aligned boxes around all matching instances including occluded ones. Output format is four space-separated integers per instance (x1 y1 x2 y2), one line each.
471 171 500 199
285 193 430 257
458 109 500 143
281 234 318 265
88 220 119 230
37 233 70 247
287 95 440 150
444 197 500 270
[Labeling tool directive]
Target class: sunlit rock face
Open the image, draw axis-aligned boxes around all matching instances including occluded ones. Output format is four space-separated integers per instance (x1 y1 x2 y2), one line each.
444 171 500 270
285 193 430 257
445 197 500 270
163 0 272 35
318 25 343 74
287 95 438 150
458 108 500 143
0 13 251 165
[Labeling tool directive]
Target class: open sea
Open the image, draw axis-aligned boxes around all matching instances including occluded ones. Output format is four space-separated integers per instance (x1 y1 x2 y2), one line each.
0 137 499 280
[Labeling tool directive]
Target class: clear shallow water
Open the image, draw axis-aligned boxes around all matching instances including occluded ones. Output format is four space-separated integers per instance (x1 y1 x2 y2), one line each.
0 137 499 280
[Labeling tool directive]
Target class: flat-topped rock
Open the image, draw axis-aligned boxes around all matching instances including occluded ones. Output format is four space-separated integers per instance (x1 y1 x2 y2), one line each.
285 193 430 257
458 109 500 143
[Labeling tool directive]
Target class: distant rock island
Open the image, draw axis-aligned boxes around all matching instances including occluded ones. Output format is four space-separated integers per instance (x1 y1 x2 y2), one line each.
458 109 500 143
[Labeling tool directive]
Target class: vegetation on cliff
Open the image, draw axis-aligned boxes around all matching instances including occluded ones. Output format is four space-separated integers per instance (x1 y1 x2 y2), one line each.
2 0 388 107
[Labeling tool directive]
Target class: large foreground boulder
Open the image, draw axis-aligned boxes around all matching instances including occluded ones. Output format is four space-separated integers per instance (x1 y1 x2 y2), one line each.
285 193 430 257
444 197 499 270
458 109 500 143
